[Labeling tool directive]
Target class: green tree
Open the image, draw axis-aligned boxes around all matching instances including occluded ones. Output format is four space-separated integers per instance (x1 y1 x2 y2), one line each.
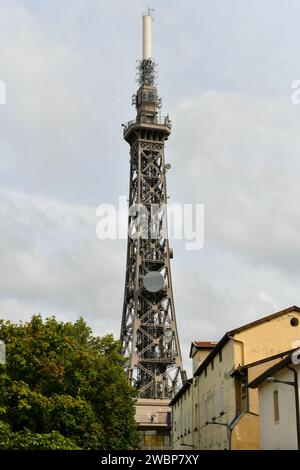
0 421 81 450
0 316 138 450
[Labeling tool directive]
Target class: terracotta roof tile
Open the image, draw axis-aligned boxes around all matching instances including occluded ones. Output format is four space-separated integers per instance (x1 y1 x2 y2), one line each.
193 341 217 349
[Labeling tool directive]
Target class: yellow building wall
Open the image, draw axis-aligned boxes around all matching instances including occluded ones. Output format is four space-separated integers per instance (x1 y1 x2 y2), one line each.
234 310 300 366
231 413 260 450
192 348 213 375
235 308 300 418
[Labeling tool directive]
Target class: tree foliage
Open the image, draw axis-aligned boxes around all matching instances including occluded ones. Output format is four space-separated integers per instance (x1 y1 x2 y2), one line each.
0 315 138 450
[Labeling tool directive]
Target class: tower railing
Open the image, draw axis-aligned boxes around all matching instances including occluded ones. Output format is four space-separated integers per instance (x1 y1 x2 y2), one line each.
123 115 172 135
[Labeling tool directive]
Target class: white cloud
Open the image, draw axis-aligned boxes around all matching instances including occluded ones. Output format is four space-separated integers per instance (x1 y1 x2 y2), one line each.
170 91 300 275
0 189 125 337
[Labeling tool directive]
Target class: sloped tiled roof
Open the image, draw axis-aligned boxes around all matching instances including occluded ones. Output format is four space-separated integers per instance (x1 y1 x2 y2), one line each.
193 341 217 348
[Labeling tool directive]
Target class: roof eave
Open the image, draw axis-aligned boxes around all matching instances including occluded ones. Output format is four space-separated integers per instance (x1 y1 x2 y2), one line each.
248 356 292 389
194 333 230 377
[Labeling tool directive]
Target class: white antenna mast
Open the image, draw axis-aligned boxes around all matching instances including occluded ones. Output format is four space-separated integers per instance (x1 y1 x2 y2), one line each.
142 7 154 59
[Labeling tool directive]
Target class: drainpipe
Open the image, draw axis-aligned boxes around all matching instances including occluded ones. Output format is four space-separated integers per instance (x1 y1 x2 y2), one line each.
287 365 300 450
228 336 245 366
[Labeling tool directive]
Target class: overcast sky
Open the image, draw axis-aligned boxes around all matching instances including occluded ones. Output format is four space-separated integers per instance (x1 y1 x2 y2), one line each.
1 0 300 371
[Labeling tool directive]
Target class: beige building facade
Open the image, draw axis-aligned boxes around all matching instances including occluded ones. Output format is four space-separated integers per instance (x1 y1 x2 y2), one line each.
249 352 300 450
171 380 193 450
170 306 300 450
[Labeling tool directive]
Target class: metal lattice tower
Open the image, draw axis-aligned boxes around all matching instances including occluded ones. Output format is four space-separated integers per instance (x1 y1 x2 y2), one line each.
120 13 184 409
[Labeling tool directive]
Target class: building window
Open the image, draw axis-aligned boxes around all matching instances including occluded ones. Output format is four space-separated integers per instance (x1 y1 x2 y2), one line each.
195 403 198 430
290 317 299 327
211 359 214 371
235 375 248 413
205 397 208 423
205 367 207 377
219 350 223 362
273 390 280 423
211 391 216 420
141 430 171 449
241 378 247 399
220 384 225 414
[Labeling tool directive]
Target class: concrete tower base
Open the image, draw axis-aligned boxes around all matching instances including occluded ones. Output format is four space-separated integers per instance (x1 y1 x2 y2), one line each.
135 399 172 449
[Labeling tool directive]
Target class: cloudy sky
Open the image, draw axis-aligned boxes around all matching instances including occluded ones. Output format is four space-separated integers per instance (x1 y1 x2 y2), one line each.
1 0 300 370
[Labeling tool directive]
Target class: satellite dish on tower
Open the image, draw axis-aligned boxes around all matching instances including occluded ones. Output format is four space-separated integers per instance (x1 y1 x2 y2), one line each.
143 271 165 292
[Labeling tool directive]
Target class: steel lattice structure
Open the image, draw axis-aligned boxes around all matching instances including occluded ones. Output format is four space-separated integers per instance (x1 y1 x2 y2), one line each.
120 48 184 401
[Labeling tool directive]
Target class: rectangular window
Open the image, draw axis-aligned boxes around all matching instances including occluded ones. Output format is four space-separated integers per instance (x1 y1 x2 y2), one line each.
241 377 247 399
219 350 223 362
211 392 216 419
205 367 207 377
163 434 170 447
220 384 225 413
274 390 280 422
235 375 248 413
205 397 208 423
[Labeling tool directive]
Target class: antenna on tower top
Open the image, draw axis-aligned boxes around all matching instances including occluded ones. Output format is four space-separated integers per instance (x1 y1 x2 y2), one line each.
142 9 153 59
147 5 154 17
